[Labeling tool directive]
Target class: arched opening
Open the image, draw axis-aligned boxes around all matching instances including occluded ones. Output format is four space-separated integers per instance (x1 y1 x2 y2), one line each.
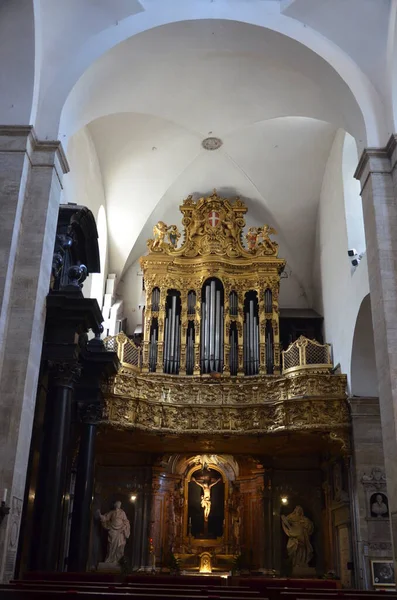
342 132 365 263
351 294 378 397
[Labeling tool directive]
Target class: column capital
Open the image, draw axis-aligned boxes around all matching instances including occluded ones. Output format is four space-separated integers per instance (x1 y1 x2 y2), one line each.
79 402 103 425
48 361 81 388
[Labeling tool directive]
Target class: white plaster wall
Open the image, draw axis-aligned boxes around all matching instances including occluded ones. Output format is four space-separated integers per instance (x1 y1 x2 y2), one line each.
61 127 108 301
351 295 378 397
0 0 35 125
313 129 370 388
118 258 145 335
342 132 365 256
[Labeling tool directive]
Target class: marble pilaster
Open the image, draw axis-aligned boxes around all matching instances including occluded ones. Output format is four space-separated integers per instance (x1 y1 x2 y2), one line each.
0 126 68 580
355 138 397 570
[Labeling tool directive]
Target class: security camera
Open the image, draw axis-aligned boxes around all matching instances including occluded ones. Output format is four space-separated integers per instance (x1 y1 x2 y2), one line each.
348 249 357 257
351 258 360 267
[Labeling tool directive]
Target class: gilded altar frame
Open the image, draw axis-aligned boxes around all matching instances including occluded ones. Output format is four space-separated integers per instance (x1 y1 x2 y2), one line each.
183 464 229 547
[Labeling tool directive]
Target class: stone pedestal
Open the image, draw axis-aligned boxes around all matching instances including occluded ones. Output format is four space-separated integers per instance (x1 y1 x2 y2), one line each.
0 126 68 581
292 566 316 578
97 562 121 573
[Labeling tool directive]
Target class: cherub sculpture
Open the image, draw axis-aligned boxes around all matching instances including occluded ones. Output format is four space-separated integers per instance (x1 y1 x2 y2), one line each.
152 221 168 249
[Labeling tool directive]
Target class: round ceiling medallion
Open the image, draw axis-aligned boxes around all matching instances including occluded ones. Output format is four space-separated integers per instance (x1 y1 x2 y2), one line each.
202 137 223 151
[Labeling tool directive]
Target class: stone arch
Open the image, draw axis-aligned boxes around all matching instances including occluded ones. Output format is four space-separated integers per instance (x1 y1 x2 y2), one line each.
350 294 378 397
28 5 385 145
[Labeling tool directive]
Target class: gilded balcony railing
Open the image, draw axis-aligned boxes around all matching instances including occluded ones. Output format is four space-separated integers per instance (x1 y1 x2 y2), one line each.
282 336 332 375
103 332 141 372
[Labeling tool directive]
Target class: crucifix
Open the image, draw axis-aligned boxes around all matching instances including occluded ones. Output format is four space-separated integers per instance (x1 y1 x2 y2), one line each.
192 473 221 536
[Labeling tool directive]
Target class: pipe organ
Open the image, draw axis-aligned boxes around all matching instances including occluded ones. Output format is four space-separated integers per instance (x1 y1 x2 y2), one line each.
141 191 285 377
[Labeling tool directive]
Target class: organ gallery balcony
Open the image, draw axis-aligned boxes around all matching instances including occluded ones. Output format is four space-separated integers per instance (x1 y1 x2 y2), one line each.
102 332 349 453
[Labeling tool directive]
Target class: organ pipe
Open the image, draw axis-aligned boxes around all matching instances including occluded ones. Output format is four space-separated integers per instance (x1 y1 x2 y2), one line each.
229 322 238 376
201 278 224 374
187 291 196 315
164 291 181 374
244 291 259 376
151 287 160 312
264 288 272 313
186 323 195 375
229 291 238 317
266 319 274 374
205 285 210 372
148 318 158 372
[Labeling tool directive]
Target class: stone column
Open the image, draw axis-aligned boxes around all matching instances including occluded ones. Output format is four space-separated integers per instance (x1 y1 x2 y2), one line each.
30 362 81 571
68 403 102 573
355 135 397 567
0 126 68 581
68 334 118 572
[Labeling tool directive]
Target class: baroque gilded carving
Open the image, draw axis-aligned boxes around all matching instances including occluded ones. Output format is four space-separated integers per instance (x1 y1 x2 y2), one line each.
108 370 346 405
103 385 349 442
146 191 279 259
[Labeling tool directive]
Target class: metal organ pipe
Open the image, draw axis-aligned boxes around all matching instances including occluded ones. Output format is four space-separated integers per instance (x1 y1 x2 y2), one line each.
215 290 221 372
220 305 224 371
205 285 210 373
249 300 254 374
163 292 181 374
170 294 176 367
175 313 180 374
186 324 194 375
149 319 158 372
200 279 224 374
244 292 259 375
266 320 274 374
209 280 216 365
229 322 238 376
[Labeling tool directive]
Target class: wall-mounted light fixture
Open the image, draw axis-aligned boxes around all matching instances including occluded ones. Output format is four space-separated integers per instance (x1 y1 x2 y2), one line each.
281 496 288 505
130 494 137 502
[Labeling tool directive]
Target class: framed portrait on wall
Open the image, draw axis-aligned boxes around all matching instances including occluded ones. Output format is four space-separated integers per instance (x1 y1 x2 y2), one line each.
371 560 395 587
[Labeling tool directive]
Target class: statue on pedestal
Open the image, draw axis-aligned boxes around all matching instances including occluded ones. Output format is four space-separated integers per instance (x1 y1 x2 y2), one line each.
281 505 314 568
97 501 130 564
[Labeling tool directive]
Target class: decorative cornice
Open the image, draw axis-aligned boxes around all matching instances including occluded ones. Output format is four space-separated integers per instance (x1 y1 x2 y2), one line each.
0 125 33 137
354 133 397 182
0 124 69 175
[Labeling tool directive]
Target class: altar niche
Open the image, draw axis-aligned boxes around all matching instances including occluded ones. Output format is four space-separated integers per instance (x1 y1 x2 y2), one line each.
187 468 225 539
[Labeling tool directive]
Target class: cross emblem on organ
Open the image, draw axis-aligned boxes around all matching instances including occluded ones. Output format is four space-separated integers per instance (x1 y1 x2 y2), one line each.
208 211 220 227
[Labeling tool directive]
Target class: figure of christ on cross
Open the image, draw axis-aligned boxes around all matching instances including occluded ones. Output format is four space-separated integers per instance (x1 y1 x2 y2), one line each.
192 474 222 521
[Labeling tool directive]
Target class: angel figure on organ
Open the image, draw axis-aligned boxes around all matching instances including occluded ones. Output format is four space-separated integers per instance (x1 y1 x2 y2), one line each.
192 474 221 521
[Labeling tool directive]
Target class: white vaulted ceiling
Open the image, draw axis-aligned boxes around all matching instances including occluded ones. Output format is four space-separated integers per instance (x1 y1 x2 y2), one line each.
62 18 366 307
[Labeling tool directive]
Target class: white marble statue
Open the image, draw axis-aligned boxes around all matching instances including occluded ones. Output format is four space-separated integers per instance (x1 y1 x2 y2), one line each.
97 501 131 563
281 505 314 568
